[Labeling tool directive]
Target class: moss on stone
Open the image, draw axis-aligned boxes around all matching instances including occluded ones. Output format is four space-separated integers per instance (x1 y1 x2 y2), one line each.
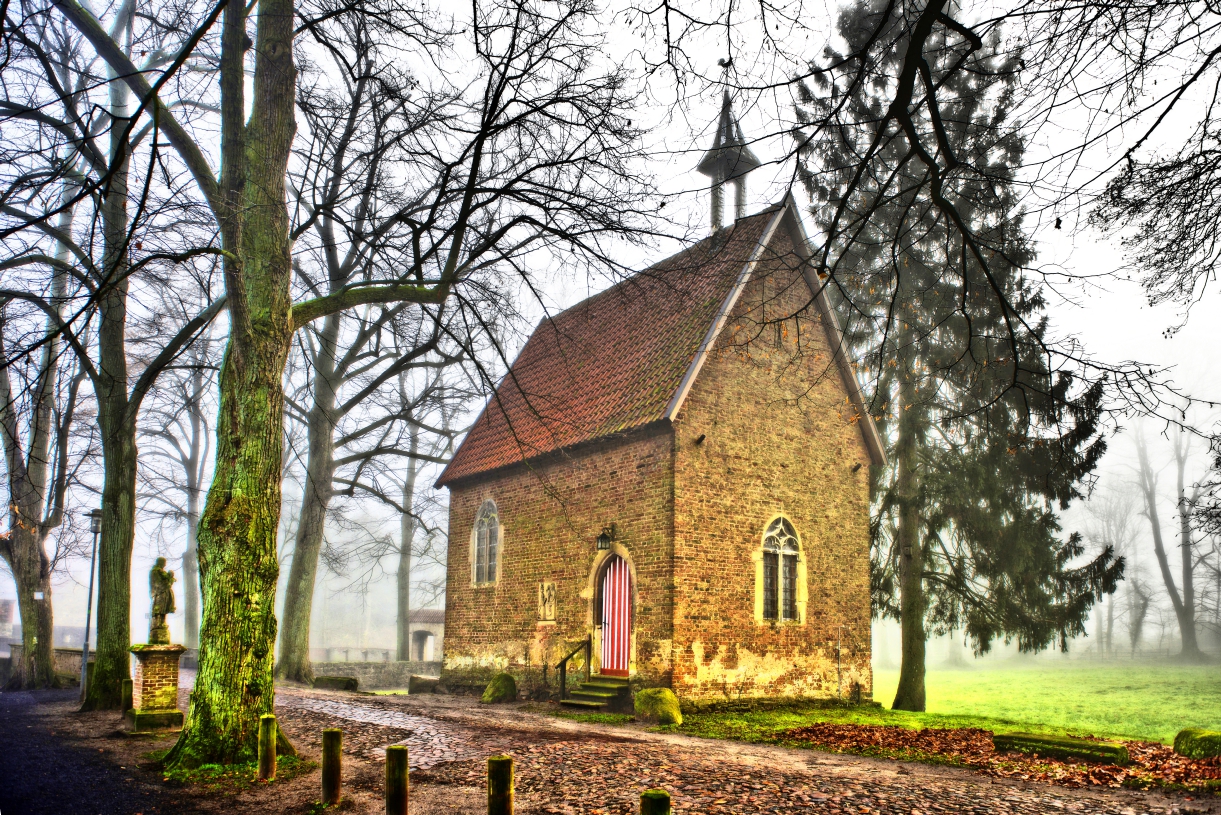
992 732 1129 765
481 672 517 704
635 687 682 725
1174 728 1221 759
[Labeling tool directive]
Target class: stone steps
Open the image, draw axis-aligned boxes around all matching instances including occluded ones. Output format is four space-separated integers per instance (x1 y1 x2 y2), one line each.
560 675 631 713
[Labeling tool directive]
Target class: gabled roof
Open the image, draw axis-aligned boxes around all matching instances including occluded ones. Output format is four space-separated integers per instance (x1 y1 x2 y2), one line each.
436 197 885 487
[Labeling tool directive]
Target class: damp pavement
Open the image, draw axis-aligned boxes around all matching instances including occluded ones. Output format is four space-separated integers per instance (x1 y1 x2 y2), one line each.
0 689 179 815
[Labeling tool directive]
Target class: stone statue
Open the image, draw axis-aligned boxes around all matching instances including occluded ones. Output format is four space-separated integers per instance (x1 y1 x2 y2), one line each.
149 557 176 645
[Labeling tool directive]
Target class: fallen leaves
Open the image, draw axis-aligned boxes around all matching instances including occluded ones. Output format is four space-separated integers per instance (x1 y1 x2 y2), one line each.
780 723 1221 791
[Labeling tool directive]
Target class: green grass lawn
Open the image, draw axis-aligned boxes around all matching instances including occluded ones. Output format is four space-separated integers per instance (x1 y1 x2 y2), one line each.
873 661 1221 743
672 661 1220 747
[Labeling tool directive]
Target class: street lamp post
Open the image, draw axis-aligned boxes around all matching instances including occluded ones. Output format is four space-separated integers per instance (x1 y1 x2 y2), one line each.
80 508 102 701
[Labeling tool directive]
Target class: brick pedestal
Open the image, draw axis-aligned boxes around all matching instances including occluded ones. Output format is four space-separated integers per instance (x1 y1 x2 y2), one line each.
126 643 185 731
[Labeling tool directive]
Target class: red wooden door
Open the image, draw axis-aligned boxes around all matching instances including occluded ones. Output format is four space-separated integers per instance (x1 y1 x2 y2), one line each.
600 556 632 676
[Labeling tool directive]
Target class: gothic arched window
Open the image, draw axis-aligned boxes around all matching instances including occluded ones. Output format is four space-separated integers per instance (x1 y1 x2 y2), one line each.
472 500 500 585
762 517 800 621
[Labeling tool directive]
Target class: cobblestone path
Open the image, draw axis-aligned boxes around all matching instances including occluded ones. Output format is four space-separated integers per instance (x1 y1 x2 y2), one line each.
276 694 479 769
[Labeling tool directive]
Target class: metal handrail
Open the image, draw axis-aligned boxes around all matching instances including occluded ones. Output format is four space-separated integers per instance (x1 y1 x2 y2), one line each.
556 635 591 700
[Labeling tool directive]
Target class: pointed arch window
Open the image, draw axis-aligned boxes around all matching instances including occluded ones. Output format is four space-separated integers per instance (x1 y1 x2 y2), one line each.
762 517 799 621
473 500 500 585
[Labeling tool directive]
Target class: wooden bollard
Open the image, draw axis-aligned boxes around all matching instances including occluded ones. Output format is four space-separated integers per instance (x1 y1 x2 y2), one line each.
120 678 133 712
322 728 342 805
258 714 277 781
487 755 513 815
385 745 409 815
640 789 671 815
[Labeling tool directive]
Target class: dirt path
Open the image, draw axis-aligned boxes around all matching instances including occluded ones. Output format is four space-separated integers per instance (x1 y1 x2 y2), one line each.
2 684 1218 815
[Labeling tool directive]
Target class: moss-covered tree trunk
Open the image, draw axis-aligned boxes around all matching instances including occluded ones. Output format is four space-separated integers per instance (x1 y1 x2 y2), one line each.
83 404 138 709
82 25 139 709
891 369 927 712
276 311 341 685
9 534 56 688
164 0 296 766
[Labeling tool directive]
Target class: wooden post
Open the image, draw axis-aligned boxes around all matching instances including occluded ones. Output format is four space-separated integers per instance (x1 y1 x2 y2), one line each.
385 745 409 815
487 755 513 815
120 678 133 712
258 714 277 781
640 789 671 815
322 728 342 805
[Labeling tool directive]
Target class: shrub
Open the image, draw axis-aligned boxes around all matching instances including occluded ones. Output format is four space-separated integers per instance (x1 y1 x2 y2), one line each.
635 687 682 726
1174 728 1221 759
481 672 517 704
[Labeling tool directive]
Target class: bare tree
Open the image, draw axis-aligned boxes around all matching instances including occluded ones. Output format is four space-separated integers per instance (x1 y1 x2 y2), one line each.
139 327 219 650
1085 484 1141 658
1134 429 1205 660
0 0 227 707
36 0 655 763
0 293 93 686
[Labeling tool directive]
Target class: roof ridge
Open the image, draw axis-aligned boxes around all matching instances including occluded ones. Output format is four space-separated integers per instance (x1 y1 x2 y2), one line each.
543 205 784 324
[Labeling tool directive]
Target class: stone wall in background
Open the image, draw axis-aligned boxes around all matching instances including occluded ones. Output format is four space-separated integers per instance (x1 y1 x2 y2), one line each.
312 660 442 690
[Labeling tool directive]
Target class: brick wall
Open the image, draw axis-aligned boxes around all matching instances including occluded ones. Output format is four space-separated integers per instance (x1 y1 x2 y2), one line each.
442 426 676 688
132 651 180 710
671 227 873 699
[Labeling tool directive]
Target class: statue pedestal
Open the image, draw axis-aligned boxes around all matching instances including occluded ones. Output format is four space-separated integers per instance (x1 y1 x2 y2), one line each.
126 644 185 731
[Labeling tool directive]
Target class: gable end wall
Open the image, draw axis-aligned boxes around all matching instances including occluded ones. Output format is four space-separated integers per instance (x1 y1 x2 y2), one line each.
671 226 873 700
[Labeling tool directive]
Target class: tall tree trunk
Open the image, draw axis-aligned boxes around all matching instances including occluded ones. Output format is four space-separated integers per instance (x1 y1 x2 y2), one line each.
9 532 56 688
1105 593 1115 658
165 0 297 765
183 359 209 651
1174 440 1202 659
184 487 201 650
891 371 926 712
84 410 137 709
0 174 73 689
276 313 341 684
1134 432 1200 661
396 426 420 661
82 9 139 709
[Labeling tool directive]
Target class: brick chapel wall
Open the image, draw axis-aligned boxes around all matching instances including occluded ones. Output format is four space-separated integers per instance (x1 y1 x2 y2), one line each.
670 225 874 701
441 427 676 691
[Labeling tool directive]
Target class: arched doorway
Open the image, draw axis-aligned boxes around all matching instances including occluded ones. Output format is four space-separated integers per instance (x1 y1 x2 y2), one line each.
597 554 633 676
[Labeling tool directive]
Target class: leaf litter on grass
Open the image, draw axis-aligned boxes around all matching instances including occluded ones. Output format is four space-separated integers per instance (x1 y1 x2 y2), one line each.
780 723 1221 791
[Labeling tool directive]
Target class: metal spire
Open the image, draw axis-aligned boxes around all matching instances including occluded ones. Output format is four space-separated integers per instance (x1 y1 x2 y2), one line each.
696 91 761 231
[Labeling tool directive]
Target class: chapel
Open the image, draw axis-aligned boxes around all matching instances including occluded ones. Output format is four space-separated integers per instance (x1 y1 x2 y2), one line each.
436 96 885 701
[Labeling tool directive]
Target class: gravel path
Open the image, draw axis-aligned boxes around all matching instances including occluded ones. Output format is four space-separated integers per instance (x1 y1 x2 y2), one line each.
272 688 1221 815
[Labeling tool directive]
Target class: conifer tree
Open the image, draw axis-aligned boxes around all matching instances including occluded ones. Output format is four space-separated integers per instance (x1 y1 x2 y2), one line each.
796 0 1123 711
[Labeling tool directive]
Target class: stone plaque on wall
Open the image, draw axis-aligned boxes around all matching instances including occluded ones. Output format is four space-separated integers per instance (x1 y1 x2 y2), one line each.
538 581 557 622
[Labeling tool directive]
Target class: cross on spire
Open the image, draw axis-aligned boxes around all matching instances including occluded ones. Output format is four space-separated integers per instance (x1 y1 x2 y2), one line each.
696 90 760 232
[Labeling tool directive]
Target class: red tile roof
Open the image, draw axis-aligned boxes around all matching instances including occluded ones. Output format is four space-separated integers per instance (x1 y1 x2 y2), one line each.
437 207 783 486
